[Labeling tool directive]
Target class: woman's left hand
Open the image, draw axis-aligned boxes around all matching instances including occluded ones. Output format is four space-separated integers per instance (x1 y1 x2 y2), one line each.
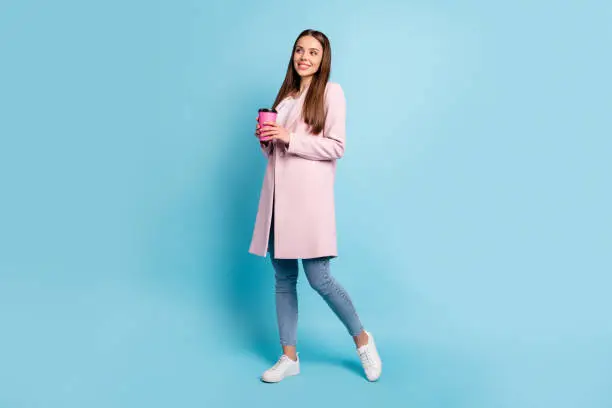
259 122 290 145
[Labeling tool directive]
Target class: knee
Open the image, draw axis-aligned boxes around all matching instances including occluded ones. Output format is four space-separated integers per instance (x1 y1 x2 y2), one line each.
308 274 333 295
276 273 298 285
304 258 334 295
274 268 298 291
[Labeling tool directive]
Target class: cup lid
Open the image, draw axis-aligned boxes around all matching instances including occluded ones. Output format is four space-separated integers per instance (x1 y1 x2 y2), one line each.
258 108 277 113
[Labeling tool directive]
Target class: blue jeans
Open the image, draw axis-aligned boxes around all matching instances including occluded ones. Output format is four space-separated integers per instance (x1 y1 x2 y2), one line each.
269 216 364 346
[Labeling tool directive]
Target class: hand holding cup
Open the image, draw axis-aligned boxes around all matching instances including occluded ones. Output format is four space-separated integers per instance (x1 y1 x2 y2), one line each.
257 108 289 145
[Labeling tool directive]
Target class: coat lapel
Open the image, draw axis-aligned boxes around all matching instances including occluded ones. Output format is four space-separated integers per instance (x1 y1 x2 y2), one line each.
282 93 305 131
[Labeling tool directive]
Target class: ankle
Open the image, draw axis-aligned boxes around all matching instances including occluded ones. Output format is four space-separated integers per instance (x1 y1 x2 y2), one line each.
282 346 298 361
284 353 298 361
354 330 369 348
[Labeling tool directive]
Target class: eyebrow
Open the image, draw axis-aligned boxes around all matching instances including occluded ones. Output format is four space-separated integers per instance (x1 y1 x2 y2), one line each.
296 46 321 51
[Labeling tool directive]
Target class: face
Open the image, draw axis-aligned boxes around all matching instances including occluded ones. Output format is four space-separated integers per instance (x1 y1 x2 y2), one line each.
293 35 323 79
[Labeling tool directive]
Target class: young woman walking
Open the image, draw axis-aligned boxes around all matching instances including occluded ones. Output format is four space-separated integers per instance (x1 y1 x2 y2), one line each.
250 29 382 383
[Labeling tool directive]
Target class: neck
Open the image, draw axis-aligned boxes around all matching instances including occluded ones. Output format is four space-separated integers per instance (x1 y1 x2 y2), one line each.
300 76 313 92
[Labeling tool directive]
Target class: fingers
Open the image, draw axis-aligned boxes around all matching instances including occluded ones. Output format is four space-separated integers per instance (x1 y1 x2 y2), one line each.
255 119 280 140
259 131 278 141
259 129 279 138
259 123 281 135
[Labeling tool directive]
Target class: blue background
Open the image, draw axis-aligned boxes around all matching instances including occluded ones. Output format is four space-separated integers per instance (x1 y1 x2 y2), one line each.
1 0 610 407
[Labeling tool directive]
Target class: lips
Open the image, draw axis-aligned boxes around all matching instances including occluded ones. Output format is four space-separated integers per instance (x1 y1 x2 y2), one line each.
298 63 311 70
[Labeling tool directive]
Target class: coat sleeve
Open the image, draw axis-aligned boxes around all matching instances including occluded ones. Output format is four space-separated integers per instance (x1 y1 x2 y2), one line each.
260 140 274 158
286 83 346 161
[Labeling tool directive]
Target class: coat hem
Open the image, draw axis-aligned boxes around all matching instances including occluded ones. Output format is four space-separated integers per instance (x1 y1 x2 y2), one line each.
263 252 338 260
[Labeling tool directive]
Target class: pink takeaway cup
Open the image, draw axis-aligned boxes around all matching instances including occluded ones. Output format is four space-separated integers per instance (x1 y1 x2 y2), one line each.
258 108 277 139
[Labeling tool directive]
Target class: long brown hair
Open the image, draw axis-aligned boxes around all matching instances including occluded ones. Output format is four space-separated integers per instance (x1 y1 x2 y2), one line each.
272 29 332 135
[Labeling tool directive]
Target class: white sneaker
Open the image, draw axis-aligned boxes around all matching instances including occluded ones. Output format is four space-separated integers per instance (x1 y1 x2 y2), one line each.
261 354 300 383
357 331 382 381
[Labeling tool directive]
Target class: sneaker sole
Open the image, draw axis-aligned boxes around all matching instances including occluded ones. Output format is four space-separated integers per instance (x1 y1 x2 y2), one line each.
261 367 300 383
261 371 300 383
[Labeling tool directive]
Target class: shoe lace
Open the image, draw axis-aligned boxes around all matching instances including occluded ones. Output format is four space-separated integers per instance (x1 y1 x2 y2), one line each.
358 348 377 369
270 355 290 372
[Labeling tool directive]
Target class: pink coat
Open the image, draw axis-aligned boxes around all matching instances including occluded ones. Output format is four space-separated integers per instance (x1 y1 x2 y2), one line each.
249 82 346 259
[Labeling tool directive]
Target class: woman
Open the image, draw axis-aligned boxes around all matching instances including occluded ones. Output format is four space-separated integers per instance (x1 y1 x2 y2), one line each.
249 29 382 383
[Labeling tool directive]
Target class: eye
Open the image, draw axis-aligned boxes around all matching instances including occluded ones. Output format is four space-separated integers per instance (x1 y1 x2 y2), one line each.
310 51 318 56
